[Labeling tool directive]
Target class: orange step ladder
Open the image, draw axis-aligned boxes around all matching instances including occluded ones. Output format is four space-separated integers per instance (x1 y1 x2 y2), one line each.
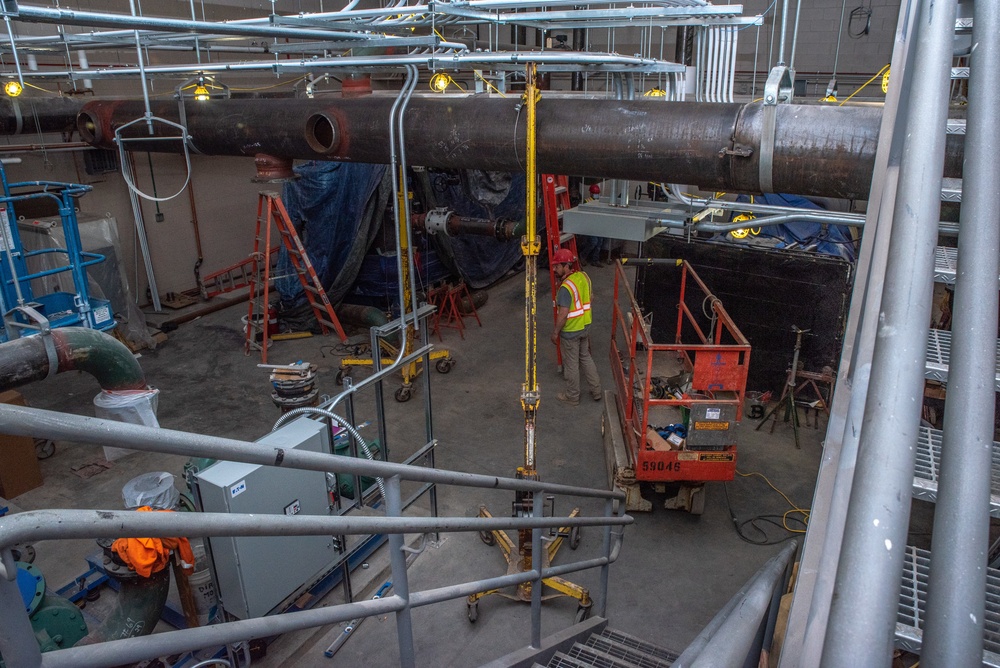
541 174 580 370
246 191 347 362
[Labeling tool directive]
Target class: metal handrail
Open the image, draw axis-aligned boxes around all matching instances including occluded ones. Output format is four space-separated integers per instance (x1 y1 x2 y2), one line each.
0 404 629 668
673 540 797 667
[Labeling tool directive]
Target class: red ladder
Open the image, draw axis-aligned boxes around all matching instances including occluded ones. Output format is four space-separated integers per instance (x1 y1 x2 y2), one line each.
246 192 347 362
541 174 580 370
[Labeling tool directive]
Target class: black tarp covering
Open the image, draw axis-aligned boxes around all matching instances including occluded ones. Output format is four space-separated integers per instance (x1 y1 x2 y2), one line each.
276 161 390 308
640 235 854 394
423 169 525 289
728 193 857 262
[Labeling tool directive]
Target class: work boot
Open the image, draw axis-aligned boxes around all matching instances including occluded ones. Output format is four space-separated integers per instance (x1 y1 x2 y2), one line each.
556 392 579 406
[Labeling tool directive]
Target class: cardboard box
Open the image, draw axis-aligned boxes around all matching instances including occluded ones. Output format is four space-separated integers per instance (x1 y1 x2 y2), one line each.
0 390 43 498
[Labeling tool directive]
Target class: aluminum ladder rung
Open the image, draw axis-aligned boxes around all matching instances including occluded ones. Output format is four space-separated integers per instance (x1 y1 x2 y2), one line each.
559 232 575 244
941 177 963 203
947 118 966 135
952 66 970 79
955 16 974 31
924 328 1000 391
896 544 1000 665
913 426 1000 517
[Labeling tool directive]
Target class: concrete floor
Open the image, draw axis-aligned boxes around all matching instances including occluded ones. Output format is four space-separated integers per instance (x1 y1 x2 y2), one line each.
7 260 827 666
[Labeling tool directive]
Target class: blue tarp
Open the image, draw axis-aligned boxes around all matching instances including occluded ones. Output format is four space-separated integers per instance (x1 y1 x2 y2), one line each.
276 161 389 308
732 193 857 262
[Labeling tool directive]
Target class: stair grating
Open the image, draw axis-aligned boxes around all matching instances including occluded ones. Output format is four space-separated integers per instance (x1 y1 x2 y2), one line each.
567 644 633 668
896 545 1000 665
924 328 1000 391
548 652 592 668
599 628 678 662
940 177 963 203
585 634 674 667
933 246 957 284
912 426 1000 517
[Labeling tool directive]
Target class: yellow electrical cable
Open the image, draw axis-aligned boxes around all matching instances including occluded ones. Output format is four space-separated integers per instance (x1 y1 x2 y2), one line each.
736 470 810 532
475 71 506 97
229 76 308 92
838 64 890 106
23 82 57 94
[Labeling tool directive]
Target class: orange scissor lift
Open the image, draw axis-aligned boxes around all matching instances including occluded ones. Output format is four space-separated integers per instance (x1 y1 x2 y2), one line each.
604 258 750 514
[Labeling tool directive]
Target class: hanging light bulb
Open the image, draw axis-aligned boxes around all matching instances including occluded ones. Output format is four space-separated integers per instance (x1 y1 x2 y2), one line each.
429 72 451 93
643 87 667 97
4 81 23 97
193 77 210 101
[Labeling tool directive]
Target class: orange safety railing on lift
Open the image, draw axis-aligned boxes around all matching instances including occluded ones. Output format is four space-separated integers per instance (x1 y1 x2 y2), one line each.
609 259 750 483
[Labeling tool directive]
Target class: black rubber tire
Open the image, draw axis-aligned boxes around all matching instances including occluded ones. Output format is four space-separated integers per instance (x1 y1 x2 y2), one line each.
394 386 412 402
575 602 593 624
569 525 581 550
34 439 55 459
335 369 346 386
479 530 496 546
467 602 479 623
436 359 453 374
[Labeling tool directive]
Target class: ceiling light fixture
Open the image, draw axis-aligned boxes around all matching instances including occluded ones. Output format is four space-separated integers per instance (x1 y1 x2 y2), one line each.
643 87 666 97
4 81 22 97
430 72 452 93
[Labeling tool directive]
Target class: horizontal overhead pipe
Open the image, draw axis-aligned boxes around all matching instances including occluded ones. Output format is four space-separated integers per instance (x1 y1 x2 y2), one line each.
72 97 964 200
0 327 146 392
0 98 86 136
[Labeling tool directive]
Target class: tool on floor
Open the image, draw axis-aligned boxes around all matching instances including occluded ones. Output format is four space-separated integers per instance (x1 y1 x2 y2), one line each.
259 361 319 413
542 172 579 372
245 191 347 363
324 581 392 658
469 64 591 623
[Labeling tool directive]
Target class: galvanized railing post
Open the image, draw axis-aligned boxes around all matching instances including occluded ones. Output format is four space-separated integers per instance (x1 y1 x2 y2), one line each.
531 491 544 649
384 474 416 667
0 567 42 667
599 498 613 618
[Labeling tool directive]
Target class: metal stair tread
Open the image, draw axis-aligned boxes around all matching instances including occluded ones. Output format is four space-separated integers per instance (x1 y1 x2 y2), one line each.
933 246 1000 284
946 118 966 135
547 651 596 668
598 628 678 662
940 177 962 203
585 633 674 667
924 328 1000 391
567 643 638 668
913 426 1000 517
896 544 1000 666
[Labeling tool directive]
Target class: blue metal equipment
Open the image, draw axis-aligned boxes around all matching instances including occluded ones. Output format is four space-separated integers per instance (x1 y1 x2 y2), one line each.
0 162 115 342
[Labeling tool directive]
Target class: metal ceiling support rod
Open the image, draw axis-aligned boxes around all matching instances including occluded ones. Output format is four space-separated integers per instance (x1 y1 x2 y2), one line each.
776 0 789 66
8 4 391 42
21 50 673 81
921 2 1000 664
2 16 24 90
788 0 802 73
127 0 153 134
821 0 958 665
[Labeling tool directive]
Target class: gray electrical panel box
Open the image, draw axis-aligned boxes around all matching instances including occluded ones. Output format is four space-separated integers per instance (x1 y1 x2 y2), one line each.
194 417 338 620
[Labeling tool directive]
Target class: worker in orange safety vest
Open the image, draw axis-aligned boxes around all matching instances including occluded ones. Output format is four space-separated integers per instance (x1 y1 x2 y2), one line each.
550 247 602 406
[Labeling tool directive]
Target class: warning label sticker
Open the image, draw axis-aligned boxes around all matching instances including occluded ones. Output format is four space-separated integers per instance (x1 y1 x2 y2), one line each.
694 421 730 431
699 453 735 462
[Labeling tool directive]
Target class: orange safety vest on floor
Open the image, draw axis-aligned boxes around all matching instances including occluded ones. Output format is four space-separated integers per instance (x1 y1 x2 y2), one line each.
112 506 196 578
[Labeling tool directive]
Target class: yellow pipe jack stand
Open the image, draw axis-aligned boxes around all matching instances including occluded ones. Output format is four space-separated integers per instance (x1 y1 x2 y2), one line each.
467 63 592 623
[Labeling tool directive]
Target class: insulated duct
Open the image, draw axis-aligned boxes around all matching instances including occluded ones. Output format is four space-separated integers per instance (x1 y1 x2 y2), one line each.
0 327 147 392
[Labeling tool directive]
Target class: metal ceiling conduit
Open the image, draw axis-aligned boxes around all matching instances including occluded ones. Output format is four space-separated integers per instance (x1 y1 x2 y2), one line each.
0 326 147 392
71 96 964 200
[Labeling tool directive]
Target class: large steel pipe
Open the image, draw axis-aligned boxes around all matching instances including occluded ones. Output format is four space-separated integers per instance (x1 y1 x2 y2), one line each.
71 96 961 199
0 98 86 136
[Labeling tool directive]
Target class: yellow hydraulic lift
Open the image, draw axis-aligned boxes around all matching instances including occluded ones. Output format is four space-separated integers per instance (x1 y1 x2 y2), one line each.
467 63 592 622
339 164 454 402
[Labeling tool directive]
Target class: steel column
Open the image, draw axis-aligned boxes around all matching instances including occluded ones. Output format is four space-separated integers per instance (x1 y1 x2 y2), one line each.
822 1 958 665
921 2 1000 664
384 475 416 667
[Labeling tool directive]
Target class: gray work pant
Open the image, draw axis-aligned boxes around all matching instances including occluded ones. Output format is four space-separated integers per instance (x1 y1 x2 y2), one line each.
561 332 602 401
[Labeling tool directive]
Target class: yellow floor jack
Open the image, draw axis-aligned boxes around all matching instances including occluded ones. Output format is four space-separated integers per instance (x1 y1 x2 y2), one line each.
337 161 454 403
466 64 592 623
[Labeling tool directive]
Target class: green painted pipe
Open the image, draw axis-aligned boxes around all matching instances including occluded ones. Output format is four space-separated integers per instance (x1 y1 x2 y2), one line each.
0 327 146 392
